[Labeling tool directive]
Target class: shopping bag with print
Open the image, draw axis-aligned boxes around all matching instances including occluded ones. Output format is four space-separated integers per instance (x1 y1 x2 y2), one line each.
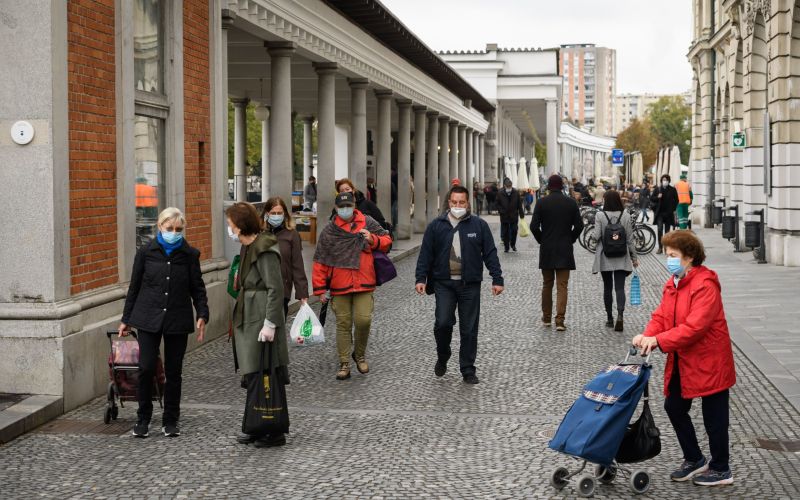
242 343 289 436
289 302 325 346
630 271 642 306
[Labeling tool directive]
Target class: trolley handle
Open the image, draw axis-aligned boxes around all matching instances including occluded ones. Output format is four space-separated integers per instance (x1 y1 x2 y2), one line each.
107 330 137 339
623 344 652 365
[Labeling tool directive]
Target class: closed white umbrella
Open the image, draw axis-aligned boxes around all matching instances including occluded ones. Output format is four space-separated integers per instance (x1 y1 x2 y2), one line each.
530 156 541 190
508 158 518 187
594 153 603 180
517 157 530 190
669 145 682 182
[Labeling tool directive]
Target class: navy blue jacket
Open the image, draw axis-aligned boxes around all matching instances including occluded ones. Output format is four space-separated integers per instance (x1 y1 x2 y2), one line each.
415 212 503 286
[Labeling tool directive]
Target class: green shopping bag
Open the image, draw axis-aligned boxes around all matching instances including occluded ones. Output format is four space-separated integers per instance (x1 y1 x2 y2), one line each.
227 254 241 299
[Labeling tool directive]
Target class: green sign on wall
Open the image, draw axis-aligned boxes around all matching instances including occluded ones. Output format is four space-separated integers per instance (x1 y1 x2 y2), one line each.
732 131 746 150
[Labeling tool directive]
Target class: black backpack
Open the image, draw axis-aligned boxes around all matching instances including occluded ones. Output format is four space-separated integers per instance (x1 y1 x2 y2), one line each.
602 211 627 258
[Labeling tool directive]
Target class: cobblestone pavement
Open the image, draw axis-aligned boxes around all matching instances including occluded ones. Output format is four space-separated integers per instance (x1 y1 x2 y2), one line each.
2 221 799 499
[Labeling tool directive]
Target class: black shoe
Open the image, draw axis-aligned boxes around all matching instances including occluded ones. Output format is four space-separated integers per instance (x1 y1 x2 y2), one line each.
254 434 287 448
434 360 447 377
132 420 150 438
237 432 257 444
511 246 517 252
614 319 624 332
463 374 479 385
605 318 614 328
504 248 509 253
162 424 180 437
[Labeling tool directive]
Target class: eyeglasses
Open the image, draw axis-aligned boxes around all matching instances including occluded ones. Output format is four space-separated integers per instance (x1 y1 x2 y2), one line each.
163 226 184 232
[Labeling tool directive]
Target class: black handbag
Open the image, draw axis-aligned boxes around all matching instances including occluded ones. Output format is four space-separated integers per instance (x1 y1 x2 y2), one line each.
242 343 289 436
615 383 661 463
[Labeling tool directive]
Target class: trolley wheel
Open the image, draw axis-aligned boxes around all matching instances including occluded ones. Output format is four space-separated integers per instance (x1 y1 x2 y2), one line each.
103 407 112 425
594 464 617 484
549 467 569 491
111 406 119 420
576 474 596 498
630 470 651 495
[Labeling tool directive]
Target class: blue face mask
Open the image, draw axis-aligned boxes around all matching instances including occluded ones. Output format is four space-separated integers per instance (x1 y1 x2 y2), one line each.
161 230 183 245
337 207 354 220
267 214 285 227
666 256 684 276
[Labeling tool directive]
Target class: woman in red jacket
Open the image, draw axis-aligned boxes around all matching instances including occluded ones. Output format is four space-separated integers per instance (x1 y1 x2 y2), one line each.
312 192 392 380
633 230 736 487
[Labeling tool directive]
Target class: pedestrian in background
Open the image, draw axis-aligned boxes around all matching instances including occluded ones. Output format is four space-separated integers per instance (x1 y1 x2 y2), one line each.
261 197 309 317
633 230 736 487
675 173 693 229
303 175 317 210
639 182 652 222
484 182 498 215
415 185 503 384
120 207 209 439
592 190 639 332
227 202 289 448
495 177 525 253
473 180 484 215
313 192 392 380
531 175 584 331
651 174 679 254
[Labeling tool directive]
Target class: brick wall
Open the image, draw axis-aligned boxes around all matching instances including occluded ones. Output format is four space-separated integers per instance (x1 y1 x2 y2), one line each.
183 0 212 260
67 0 118 295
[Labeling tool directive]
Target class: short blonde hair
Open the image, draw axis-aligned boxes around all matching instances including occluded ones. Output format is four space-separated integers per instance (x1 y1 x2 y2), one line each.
157 207 186 227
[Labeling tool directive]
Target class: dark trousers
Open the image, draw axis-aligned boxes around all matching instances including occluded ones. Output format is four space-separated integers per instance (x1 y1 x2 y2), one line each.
137 330 188 425
664 359 730 472
433 280 481 376
656 213 674 249
601 270 628 315
500 222 519 250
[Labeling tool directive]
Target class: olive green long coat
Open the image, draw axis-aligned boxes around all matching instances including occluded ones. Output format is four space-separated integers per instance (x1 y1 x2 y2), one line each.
233 232 288 375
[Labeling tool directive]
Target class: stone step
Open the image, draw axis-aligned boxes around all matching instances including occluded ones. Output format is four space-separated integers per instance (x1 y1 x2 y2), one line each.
0 395 63 444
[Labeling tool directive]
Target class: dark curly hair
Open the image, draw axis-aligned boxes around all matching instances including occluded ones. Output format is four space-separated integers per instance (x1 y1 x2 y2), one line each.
661 230 706 266
225 202 263 236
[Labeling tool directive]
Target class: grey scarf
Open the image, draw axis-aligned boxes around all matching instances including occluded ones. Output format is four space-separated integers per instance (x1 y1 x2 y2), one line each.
313 215 387 269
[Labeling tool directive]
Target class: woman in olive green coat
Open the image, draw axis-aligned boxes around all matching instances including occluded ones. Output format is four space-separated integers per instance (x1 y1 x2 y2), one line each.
226 202 289 448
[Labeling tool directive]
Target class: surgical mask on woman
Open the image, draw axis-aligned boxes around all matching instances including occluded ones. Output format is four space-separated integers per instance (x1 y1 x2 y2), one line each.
662 180 669 188
337 207 354 220
227 226 240 243
161 230 183 244
666 256 685 276
267 214 284 228
450 207 467 219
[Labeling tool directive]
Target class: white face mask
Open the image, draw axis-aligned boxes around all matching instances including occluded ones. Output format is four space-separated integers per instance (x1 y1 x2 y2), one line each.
662 181 669 188
450 207 467 219
227 225 240 243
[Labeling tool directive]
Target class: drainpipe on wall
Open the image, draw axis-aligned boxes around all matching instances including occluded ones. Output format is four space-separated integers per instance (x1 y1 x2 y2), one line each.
705 3 717 228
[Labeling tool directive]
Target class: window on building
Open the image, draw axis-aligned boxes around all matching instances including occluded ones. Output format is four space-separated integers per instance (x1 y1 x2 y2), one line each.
134 116 165 246
134 0 164 94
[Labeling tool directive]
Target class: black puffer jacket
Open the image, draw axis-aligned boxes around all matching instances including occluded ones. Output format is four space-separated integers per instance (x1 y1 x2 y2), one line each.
122 239 209 334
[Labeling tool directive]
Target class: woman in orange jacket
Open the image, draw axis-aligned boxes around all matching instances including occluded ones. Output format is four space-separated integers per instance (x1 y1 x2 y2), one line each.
312 192 392 380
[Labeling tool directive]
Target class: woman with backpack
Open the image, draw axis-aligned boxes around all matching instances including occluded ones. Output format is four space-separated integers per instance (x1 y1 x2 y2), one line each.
592 190 639 332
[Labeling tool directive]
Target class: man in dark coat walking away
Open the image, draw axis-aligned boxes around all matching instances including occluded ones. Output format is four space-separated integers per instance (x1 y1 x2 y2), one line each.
531 175 584 331
415 185 504 385
650 174 679 254
495 177 525 253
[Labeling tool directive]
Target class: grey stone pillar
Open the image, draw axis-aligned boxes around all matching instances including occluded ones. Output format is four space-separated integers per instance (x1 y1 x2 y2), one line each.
374 89 393 218
348 78 369 190
413 106 427 232
458 124 467 185
303 116 314 184
438 116 451 209
479 134 485 185
466 128 473 200
546 98 559 175
232 98 249 201
396 98 412 239
267 42 295 207
315 63 337 240
427 111 440 221
212 8 235 258
449 120 459 185
260 106 270 201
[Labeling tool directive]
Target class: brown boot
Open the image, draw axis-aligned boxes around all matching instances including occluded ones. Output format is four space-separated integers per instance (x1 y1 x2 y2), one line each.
555 320 566 332
352 353 369 374
336 362 351 380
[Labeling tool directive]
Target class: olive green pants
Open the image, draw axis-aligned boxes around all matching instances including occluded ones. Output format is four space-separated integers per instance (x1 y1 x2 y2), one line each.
331 292 375 363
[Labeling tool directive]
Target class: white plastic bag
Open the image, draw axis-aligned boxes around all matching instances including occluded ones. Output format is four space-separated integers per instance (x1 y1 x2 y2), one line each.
290 303 325 346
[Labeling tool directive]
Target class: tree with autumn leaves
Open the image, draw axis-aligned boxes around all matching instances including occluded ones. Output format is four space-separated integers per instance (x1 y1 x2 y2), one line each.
615 95 691 170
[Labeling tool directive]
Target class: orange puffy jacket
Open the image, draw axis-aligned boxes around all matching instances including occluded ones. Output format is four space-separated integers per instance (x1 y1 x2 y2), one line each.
312 210 392 296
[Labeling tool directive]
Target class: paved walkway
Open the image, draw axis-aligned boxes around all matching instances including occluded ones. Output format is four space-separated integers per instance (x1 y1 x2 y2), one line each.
1 220 799 499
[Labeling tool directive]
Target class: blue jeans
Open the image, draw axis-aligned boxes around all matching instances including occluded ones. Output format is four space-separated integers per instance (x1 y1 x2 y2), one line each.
433 280 481 376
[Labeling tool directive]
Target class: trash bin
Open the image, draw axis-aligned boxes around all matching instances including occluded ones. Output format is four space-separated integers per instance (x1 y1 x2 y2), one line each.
721 215 736 239
712 206 723 225
744 221 761 248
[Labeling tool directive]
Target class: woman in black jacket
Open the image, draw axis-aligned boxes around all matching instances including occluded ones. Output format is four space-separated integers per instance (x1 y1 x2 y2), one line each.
119 207 209 439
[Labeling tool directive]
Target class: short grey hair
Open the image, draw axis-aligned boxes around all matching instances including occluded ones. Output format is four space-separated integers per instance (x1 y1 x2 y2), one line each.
157 207 186 227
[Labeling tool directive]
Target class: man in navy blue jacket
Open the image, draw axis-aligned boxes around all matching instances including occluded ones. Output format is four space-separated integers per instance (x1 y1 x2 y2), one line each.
415 185 504 384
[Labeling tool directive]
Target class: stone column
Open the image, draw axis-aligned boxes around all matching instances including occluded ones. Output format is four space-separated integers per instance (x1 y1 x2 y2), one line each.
267 42 295 207
449 120 459 184
348 78 369 190
485 111 497 181
413 105 428 232
479 133 485 185
315 63 337 240
466 127 473 200
395 98 412 239
458 124 467 185
303 116 314 184
212 8 235 258
232 98 249 201
426 111 440 221
546 99 559 175
438 116 451 209
260 106 270 201
374 89 393 218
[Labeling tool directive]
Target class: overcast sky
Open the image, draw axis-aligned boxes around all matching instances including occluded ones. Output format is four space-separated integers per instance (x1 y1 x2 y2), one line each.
381 0 693 95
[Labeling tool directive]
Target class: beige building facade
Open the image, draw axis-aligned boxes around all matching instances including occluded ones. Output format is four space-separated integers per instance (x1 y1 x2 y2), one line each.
560 44 616 136
688 0 800 266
